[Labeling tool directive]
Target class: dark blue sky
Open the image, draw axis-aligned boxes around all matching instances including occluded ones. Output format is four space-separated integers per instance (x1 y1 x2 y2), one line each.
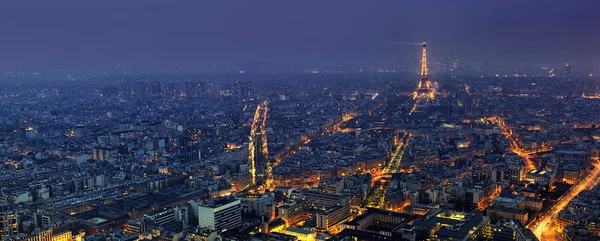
1 0 599 68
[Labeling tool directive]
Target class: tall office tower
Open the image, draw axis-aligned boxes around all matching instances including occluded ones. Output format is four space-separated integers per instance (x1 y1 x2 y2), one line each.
151 82 162 98
197 197 242 232
185 82 197 98
565 63 571 78
162 83 178 100
233 81 252 99
197 80 208 97
134 82 149 99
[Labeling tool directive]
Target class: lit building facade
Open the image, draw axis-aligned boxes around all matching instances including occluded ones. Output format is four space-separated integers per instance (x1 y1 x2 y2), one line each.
197 197 242 232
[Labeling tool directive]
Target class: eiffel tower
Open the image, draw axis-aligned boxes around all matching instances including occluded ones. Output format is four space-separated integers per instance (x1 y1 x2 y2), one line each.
414 41 435 101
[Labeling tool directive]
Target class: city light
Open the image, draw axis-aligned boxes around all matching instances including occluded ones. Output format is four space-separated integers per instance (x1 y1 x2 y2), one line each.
3 4 597 241
531 162 600 240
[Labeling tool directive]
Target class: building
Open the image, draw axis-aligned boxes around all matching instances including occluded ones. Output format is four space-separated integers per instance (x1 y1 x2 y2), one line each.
9 228 53 241
278 201 309 225
565 63 571 78
412 210 489 241
151 82 161 98
315 205 350 232
280 228 315 241
484 218 538 241
563 167 585 185
144 207 180 230
133 82 150 99
196 197 241 232
492 196 525 208
126 218 152 235
253 232 298 241
508 162 525 184
525 170 551 184
185 82 197 98
340 209 419 232
563 225 600 241
91 147 117 161
464 181 494 208
185 81 206 98
486 206 528 226
294 190 350 209
520 197 543 212
554 150 588 160
231 174 252 191
0 211 19 240
242 194 276 220
491 166 510 183
35 212 62 228
73 124 86 138
51 231 73 241
25 127 38 139
232 81 252 99
317 178 344 194
179 136 199 162
68 208 129 234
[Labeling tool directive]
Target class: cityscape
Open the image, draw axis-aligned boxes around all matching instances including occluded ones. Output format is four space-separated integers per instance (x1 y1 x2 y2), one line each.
1 1 600 241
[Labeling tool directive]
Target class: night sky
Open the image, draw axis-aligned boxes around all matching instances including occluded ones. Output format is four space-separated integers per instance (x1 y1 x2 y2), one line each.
1 0 599 68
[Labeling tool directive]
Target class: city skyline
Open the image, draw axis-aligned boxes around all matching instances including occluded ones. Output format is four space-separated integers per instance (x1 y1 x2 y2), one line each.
1 2 600 241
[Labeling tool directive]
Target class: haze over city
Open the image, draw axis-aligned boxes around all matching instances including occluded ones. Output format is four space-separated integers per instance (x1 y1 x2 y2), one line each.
0 1 600 241
0 0 599 69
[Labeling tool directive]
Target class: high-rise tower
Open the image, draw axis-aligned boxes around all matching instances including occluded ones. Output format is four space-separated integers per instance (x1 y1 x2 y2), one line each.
565 63 571 78
414 41 435 100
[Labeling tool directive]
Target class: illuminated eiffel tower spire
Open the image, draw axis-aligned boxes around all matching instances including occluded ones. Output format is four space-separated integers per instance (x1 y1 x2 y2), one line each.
421 41 427 77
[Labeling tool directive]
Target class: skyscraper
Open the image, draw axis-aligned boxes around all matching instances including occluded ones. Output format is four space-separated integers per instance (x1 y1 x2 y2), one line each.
233 81 252 99
197 80 207 97
151 82 162 98
185 82 197 98
134 82 150 99
162 83 178 100
565 63 571 78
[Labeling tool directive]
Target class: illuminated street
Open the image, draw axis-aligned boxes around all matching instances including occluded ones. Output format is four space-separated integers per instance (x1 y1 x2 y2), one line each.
382 132 410 174
363 181 388 209
3 3 600 241
248 101 268 185
530 162 600 240
488 116 549 171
